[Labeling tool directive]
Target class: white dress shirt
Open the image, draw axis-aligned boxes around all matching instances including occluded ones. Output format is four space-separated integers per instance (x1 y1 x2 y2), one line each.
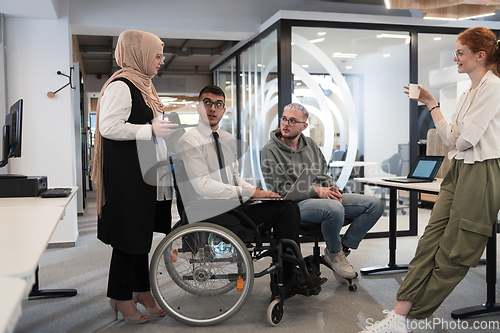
435 70 500 164
177 122 255 200
99 80 171 200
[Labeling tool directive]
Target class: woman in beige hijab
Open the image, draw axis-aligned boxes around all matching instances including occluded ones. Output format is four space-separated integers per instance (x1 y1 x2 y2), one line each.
92 29 177 325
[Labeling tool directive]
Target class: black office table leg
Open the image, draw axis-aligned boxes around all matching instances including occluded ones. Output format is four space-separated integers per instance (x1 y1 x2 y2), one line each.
451 221 500 319
360 188 409 275
28 266 77 300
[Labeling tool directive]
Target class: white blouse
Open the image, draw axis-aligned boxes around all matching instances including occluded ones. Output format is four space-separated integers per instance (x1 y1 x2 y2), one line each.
435 70 500 164
99 80 171 200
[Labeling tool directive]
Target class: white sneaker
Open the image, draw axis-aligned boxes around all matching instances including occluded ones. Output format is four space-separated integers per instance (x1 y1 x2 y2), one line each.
332 270 349 284
359 310 413 333
324 248 356 279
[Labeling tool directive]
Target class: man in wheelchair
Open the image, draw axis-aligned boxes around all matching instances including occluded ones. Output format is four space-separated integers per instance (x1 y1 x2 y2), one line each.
175 85 325 300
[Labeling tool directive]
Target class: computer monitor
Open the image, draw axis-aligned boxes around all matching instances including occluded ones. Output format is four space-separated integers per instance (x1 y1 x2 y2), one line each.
0 99 25 178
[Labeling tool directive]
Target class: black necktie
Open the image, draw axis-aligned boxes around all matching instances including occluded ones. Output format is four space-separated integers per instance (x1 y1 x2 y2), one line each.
212 131 230 184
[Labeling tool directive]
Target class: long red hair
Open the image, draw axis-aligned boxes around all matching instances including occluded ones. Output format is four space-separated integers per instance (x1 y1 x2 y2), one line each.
457 26 500 77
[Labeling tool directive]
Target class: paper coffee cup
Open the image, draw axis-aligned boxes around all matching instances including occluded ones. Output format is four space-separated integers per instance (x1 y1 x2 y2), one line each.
409 84 419 99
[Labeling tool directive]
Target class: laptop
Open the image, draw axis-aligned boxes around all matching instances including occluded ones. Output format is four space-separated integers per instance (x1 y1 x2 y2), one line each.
382 155 444 183
258 168 321 201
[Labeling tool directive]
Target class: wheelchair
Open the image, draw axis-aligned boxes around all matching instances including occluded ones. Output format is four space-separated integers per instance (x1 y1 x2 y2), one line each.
150 211 328 326
149 158 326 326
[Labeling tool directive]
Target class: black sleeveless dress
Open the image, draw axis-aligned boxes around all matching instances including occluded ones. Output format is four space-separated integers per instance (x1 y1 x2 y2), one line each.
97 78 161 255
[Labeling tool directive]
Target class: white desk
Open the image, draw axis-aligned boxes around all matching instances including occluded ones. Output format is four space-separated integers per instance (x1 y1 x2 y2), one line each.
354 177 442 275
0 277 26 333
329 161 378 168
0 187 78 208
0 187 79 300
0 206 65 295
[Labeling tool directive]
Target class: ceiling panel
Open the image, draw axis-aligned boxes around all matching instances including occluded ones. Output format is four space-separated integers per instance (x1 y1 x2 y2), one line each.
77 35 237 76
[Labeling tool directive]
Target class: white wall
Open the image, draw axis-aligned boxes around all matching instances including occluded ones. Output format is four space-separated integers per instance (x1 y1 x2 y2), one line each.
67 0 303 40
357 43 410 175
0 14 7 170
5 1 78 245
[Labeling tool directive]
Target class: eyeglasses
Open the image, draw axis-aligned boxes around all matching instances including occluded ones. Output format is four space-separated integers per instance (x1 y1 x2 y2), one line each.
156 54 166 62
202 99 225 110
452 50 470 60
280 116 306 127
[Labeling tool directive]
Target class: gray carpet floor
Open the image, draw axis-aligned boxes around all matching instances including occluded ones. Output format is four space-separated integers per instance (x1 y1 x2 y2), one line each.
13 191 500 333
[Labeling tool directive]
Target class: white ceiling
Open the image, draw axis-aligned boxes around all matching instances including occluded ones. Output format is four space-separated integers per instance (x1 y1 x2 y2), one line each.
1 0 499 76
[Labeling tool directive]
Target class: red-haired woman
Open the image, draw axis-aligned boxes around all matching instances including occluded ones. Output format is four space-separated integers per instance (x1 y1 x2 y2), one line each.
360 26 500 333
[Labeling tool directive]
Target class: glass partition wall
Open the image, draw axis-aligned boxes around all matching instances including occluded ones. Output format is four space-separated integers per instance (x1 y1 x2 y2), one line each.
213 58 237 136
213 19 475 237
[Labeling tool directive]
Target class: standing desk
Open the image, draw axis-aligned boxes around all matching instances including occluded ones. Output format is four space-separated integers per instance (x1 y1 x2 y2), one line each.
354 177 500 319
354 177 441 275
0 277 26 333
0 187 78 299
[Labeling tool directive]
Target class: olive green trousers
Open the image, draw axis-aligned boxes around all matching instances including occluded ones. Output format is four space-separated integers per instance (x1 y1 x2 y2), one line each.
396 158 500 319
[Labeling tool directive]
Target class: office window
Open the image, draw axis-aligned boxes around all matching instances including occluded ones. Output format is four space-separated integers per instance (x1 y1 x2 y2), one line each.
239 30 278 186
417 33 469 141
292 27 411 189
213 58 237 137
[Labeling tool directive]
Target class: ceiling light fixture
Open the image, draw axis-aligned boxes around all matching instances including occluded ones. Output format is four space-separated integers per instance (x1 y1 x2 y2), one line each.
433 37 442 41
302 64 309 68
377 33 409 39
346 66 353 69
457 12 496 20
332 52 357 58
309 38 325 44
160 97 177 102
423 16 457 20
383 54 391 58
317 32 326 36
385 0 500 20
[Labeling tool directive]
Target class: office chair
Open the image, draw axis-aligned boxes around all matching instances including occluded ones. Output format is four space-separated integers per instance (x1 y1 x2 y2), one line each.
299 220 357 291
328 149 346 179
377 153 408 216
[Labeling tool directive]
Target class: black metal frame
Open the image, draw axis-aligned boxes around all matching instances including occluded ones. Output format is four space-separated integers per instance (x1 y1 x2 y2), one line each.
211 16 498 238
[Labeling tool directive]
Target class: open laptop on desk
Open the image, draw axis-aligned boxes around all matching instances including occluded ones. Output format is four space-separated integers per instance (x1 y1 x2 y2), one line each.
382 155 444 183
258 168 320 201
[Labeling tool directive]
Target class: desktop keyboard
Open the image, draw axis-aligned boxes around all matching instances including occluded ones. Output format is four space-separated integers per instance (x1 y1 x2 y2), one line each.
40 188 72 198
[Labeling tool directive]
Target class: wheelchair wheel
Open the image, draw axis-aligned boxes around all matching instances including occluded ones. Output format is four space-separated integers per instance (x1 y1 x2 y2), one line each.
267 299 284 326
150 222 254 326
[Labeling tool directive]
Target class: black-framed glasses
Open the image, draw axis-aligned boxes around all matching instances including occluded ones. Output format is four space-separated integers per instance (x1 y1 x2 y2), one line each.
202 99 225 110
280 116 306 127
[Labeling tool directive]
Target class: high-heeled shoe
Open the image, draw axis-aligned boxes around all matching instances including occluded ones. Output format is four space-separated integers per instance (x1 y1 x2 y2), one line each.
109 299 149 324
132 291 165 317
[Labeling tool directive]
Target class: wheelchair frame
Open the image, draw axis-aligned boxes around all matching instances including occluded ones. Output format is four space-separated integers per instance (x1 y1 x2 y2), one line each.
148 156 341 326
150 218 321 326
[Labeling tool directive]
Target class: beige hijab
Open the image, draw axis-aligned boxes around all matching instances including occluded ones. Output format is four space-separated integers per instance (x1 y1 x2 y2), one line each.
92 29 164 216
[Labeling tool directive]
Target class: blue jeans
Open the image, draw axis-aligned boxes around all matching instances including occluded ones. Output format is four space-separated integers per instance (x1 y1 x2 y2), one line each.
297 194 384 253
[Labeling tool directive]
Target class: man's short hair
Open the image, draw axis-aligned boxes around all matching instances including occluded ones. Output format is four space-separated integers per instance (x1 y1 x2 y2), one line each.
199 85 225 101
284 103 309 120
